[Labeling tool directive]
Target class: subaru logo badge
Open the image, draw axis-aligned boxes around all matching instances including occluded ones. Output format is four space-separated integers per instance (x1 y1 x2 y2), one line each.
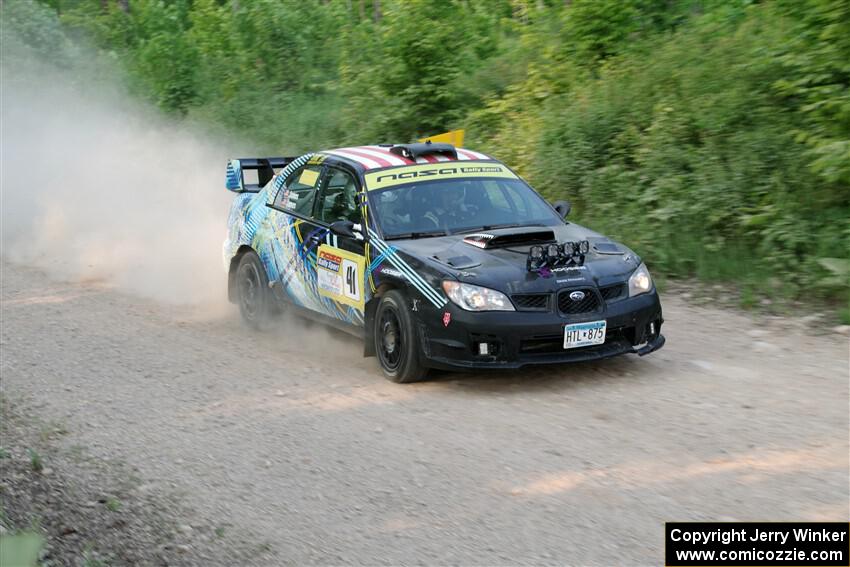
569 291 585 301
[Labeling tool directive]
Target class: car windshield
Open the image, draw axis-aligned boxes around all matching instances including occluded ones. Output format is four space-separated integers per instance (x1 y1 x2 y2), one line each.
369 178 563 239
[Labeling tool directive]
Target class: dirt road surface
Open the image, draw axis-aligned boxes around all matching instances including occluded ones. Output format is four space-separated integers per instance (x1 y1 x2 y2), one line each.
2 261 848 565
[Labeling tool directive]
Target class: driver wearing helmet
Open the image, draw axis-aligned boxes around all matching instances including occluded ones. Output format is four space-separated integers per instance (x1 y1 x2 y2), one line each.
423 184 468 229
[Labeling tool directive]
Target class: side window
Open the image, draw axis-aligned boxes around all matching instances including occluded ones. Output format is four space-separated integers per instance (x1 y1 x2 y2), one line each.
316 167 361 224
272 164 322 216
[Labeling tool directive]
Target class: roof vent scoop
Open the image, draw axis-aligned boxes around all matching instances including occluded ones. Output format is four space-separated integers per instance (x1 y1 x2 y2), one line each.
389 142 457 160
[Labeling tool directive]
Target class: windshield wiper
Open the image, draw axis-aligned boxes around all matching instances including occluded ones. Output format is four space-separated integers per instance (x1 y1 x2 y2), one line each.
384 230 448 241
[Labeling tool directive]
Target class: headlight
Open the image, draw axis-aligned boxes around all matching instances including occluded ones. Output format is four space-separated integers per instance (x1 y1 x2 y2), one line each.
442 281 515 311
628 263 653 297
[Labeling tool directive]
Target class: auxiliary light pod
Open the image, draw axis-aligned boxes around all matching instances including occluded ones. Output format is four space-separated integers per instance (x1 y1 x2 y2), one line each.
527 240 590 272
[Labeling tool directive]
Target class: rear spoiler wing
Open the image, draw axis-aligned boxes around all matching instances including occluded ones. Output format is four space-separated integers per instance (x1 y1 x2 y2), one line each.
225 157 295 193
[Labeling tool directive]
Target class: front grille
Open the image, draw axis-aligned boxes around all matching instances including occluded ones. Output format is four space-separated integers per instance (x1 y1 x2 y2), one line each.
557 288 601 315
599 283 626 302
511 293 551 311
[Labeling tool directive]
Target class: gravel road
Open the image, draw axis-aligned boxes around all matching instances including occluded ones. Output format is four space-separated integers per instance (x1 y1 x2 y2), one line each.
1 261 848 565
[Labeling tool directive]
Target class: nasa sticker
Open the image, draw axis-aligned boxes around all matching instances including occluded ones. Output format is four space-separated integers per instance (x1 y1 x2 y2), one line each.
442 312 452 327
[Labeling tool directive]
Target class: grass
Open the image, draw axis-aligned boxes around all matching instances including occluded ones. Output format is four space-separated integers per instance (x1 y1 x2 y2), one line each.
105 497 121 512
67 444 86 462
739 283 757 310
622 229 850 319
82 545 107 567
28 516 42 532
39 421 69 443
27 449 43 473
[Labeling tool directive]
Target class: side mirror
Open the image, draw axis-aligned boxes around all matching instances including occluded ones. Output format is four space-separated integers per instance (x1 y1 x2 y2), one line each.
329 220 356 238
553 200 571 219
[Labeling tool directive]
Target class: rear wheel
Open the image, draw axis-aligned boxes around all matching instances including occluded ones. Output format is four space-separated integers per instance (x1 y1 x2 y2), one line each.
236 251 276 329
374 290 429 383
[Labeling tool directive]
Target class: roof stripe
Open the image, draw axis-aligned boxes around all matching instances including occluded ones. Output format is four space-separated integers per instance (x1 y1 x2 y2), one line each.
335 147 395 168
325 145 491 170
345 146 409 166
363 146 414 165
327 149 384 169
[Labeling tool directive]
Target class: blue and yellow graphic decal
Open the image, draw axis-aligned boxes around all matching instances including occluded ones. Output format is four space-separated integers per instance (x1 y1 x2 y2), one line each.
366 228 447 308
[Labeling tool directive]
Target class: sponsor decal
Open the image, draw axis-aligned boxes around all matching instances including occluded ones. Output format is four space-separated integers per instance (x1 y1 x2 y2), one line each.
379 266 404 278
317 244 366 310
442 312 452 327
377 166 503 183
365 163 518 190
298 168 320 186
317 251 341 272
551 265 588 273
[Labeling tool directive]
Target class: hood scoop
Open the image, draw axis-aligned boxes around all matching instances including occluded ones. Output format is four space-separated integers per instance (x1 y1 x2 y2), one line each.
432 254 480 270
590 238 625 255
463 228 555 250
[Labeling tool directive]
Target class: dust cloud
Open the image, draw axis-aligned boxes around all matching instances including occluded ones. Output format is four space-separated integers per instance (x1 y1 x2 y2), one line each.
0 34 363 359
1 36 245 306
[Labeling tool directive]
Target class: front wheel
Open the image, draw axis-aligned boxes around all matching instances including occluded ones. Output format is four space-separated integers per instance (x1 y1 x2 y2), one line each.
374 290 429 383
235 251 276 329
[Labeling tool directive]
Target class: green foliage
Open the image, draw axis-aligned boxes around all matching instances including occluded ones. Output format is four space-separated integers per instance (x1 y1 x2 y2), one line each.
27 448 43 473
774 0 850 185
338 0 504 142
554 0 690 66
476 0 849 303
105 497 122 512
1 0 79 62
17 0 850 306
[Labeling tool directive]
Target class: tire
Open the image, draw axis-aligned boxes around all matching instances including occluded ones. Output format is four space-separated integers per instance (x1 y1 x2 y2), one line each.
374 290 429 383
235 251 276 330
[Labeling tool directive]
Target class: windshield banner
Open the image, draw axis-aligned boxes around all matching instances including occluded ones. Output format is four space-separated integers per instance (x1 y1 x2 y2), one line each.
365 163 518 191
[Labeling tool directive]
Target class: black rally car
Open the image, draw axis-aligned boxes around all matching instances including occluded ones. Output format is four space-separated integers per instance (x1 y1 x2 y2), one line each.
224 142 664 382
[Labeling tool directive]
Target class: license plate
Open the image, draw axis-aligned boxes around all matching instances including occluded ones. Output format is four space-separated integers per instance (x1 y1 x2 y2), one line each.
563 320 607 349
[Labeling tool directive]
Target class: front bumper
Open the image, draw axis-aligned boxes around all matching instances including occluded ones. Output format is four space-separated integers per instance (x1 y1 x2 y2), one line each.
417 289 664 370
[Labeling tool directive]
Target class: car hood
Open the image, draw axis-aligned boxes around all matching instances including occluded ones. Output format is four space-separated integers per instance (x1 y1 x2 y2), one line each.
387 223 642 294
